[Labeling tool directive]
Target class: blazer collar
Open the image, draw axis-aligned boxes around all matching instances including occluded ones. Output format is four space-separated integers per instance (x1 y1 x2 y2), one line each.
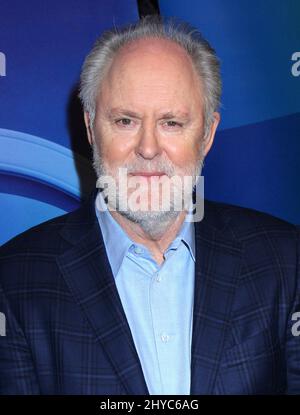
57 189 243 395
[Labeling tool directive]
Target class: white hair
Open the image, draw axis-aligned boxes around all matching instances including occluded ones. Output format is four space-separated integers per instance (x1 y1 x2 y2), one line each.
79 15 221 138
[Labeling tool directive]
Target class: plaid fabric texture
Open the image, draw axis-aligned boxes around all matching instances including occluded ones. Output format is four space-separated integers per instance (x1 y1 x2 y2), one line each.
0 190 299 395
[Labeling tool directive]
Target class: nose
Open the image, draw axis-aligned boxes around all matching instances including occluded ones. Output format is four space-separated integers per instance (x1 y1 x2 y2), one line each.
135 122 161 160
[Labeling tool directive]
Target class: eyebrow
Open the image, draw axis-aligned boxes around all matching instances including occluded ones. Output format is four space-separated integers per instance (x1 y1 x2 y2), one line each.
159 111 190 120
106 108 141 119
106 107 190 120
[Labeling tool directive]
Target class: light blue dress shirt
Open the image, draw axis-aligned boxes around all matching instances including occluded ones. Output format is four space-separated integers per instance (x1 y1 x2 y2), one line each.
95 191 195 395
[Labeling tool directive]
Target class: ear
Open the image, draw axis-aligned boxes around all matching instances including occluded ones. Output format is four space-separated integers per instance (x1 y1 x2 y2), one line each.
202 112 220 157
84 112 93 146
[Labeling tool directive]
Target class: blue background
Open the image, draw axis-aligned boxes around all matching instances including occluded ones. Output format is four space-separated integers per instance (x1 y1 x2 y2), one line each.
160 0 300 224
0 0 138 244
0 0 299 245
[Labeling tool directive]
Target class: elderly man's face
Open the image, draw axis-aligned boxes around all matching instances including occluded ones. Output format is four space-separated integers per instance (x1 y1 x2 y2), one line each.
85 38 219 236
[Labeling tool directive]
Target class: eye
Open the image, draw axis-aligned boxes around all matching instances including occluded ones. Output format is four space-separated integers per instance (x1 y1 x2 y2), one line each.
116 118 132 127
164 120 183 128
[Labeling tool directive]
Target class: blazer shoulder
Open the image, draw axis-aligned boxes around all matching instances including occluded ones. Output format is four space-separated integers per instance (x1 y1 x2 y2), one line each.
0 209 76 257
203 200 300 300
204 199 298 240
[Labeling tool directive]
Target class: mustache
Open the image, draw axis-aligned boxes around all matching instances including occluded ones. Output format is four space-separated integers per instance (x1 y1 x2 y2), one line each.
117 158 203 178
91 140 203 178
120 162 176 176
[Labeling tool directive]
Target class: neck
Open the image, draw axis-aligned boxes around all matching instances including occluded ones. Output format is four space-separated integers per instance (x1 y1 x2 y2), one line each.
109 209 187 266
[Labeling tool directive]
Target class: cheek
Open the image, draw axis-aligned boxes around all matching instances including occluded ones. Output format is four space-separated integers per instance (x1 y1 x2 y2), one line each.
163 138 201 167
96 130 136 166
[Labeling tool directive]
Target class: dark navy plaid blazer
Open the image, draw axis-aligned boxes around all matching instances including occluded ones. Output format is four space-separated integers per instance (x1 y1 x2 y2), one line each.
0 189 300 395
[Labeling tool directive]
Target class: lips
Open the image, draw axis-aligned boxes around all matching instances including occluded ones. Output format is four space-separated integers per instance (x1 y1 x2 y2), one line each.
129 172 166 177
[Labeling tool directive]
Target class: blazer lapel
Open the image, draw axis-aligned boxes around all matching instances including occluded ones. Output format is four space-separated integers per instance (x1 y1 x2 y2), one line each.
56 191 148 395
190 202 243 394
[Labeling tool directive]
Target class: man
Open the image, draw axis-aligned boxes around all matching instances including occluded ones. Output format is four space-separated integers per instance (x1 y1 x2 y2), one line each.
0 16 299 395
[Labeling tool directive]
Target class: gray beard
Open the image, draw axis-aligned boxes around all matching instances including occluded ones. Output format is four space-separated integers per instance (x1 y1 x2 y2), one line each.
91 141 204 239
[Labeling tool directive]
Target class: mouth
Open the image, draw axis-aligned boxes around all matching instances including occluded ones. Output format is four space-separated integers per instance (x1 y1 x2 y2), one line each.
129 172 167 177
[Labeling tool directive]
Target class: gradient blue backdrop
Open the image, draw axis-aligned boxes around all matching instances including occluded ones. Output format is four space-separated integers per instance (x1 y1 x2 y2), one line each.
0 0 299 245
0 0 138 245
160 0 300 224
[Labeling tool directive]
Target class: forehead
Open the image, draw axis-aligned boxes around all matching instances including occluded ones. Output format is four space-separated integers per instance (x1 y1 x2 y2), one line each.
116 37 193 64
98 37 203 112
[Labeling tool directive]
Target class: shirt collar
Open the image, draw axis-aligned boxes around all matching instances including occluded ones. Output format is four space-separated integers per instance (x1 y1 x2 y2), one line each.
95 190 196 277
95 191 134 277
172 216 196 262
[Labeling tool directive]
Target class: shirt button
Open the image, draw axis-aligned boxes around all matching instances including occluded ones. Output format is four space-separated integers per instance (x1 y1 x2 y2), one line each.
134 246 143 255
155 272 161 283
160 333 170 343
